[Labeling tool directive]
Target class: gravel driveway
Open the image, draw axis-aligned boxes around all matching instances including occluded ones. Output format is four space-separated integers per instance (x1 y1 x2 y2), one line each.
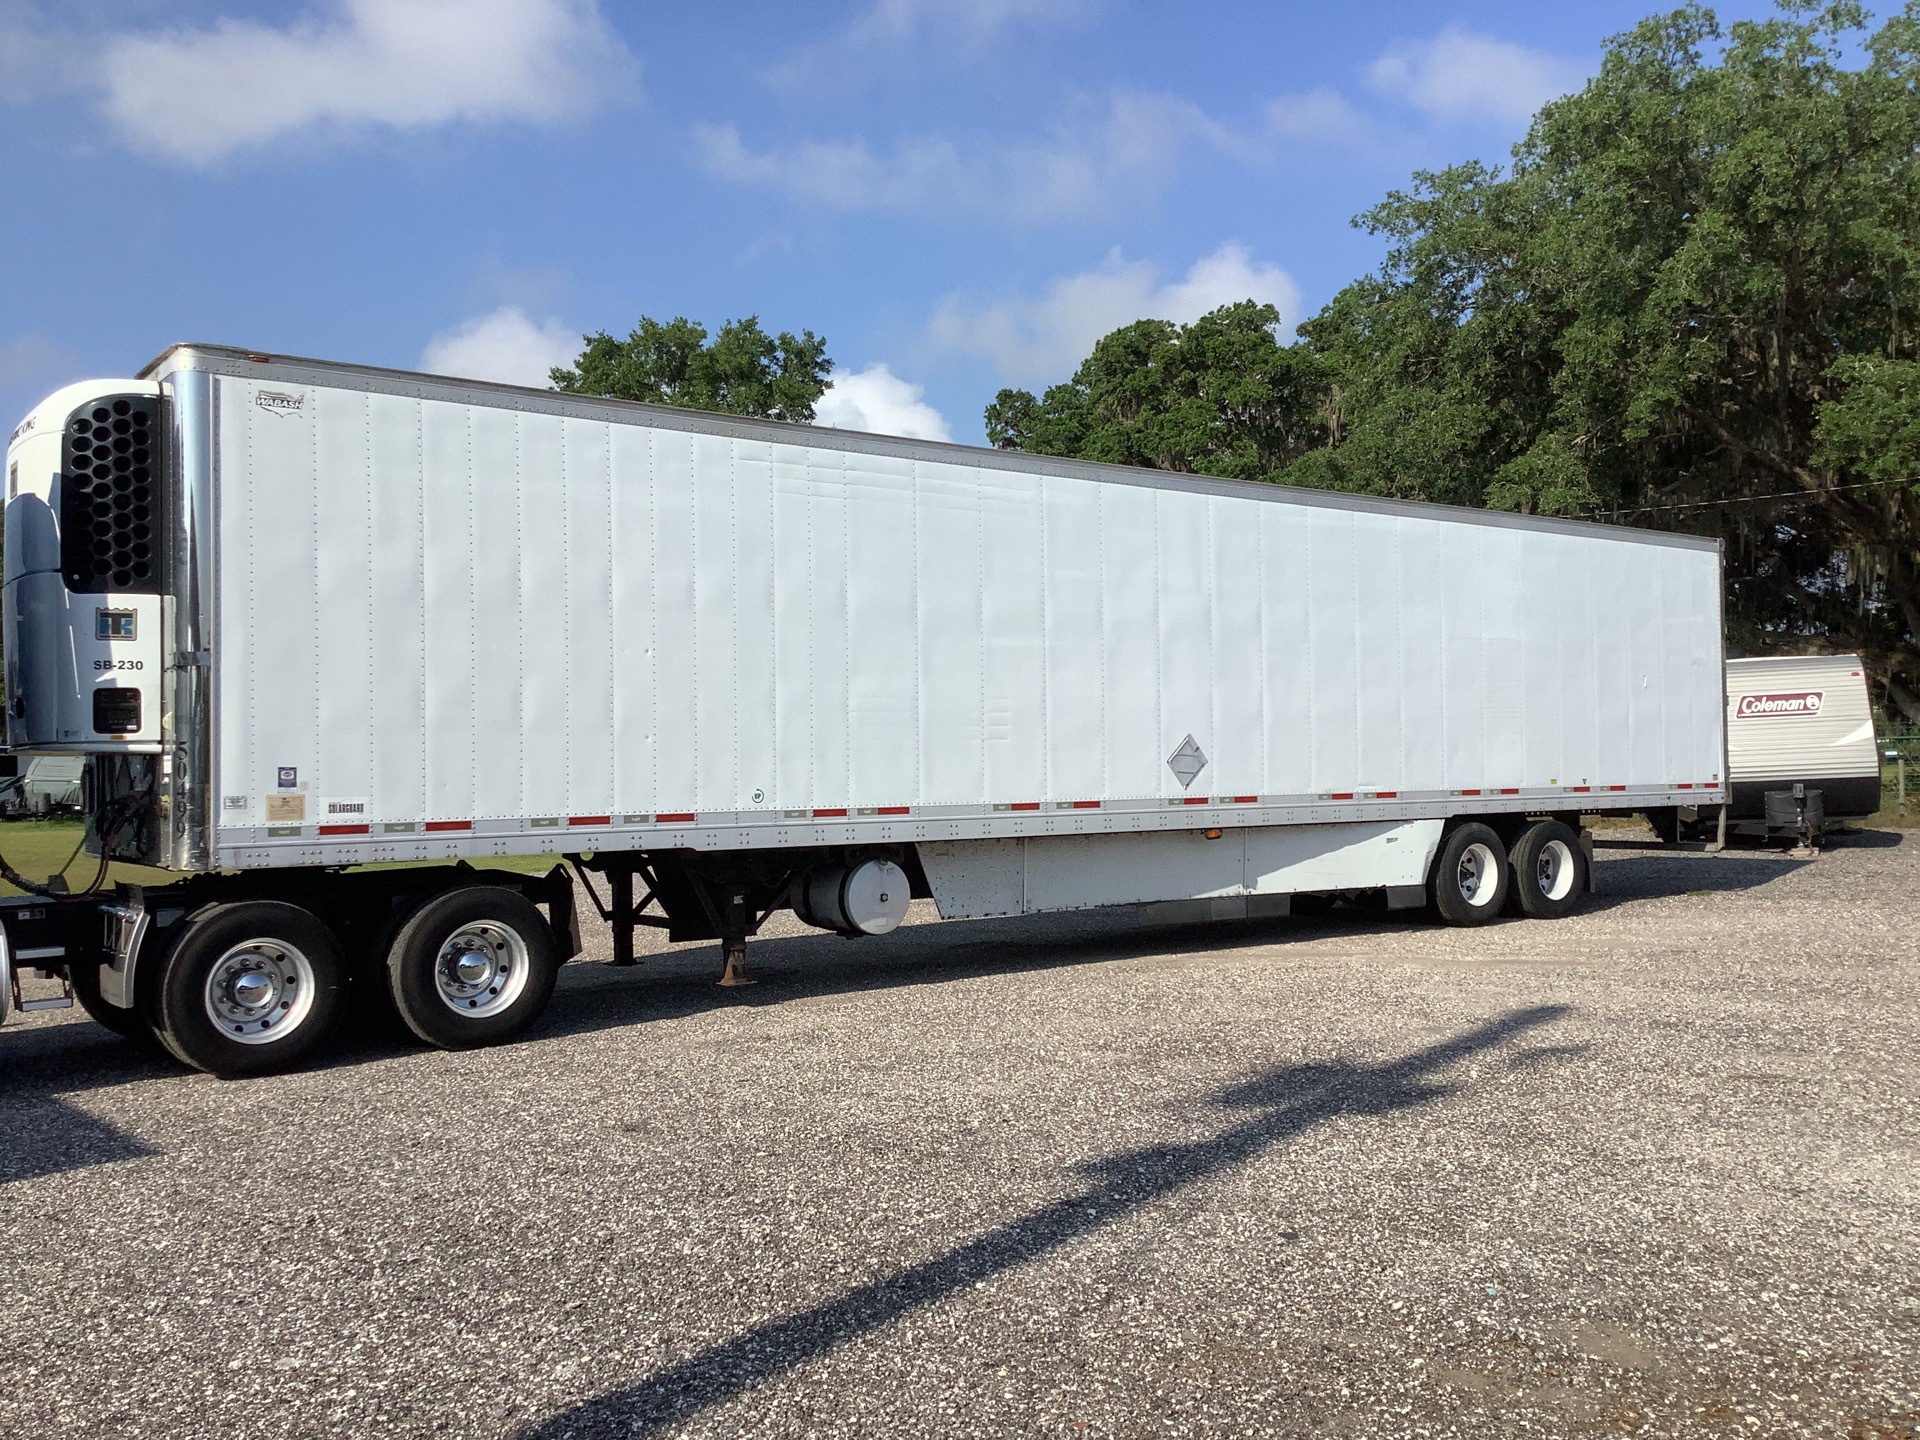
2 830 1915 1439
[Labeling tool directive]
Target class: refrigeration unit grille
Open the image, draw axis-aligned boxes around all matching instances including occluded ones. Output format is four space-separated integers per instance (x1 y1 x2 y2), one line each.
60 395 164 595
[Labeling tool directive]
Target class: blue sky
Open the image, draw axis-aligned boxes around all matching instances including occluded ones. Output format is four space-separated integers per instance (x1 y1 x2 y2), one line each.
0 0 1782 444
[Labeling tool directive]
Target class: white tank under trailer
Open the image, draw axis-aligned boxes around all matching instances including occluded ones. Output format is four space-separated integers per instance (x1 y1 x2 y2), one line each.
0 345 1727 1075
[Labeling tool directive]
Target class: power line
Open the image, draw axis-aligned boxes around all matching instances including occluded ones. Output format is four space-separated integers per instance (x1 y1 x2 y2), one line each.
1608 475 1916 519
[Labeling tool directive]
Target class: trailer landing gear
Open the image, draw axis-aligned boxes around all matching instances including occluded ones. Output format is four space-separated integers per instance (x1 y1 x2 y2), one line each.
608 870 638 968
570 854 785 988
704 881 761 989
717 936 754 989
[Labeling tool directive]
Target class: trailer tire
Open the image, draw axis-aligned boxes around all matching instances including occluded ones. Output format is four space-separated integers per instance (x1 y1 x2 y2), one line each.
147 902 347 1077
384 886 558 1050
1429 823 1509 926
1506 820 1587 920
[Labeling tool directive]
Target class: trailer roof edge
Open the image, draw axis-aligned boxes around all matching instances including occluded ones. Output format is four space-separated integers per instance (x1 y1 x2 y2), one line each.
139 342 1721 554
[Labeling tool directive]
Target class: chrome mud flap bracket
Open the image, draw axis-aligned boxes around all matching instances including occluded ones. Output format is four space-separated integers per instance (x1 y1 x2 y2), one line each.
98 893 151 1011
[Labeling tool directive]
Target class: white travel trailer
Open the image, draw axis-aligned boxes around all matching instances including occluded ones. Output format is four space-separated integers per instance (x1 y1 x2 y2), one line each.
0 346 1728 1075
0 754 84 816
1724 654 1880 828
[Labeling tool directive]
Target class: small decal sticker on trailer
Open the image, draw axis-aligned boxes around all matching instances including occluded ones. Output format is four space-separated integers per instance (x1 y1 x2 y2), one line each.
223 795 249 811
277 766 298 788
95 609 136 641
264 793 306 823
255 389 306 417
321 797 369 819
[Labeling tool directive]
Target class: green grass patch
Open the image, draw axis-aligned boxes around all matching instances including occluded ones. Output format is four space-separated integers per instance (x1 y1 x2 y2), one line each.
0 818 568 897
347 853 566 878
0 819 173 896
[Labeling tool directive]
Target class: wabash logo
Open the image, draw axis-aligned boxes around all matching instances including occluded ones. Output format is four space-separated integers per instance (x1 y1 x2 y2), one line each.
1736 691 1824 719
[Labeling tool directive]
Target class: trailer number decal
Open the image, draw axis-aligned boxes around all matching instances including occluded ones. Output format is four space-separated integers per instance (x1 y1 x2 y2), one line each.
1735 691 1824 719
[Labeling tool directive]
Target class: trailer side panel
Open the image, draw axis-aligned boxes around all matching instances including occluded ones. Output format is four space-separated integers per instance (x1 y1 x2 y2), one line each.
192 364 1724 868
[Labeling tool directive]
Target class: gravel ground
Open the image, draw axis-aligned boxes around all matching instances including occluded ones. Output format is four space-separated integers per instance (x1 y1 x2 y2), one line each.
1 829 1916 1439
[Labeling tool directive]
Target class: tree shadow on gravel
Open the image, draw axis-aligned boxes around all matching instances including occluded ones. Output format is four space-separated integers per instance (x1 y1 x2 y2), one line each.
515 1003 1571 1440
0 1025 170 1182
0 1095 157 1185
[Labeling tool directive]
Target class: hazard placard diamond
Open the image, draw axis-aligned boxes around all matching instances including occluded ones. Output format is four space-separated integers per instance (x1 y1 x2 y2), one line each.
1166 734 1208 789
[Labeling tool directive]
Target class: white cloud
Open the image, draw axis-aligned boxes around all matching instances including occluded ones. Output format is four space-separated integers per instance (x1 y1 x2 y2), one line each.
1260 87 1375 148
420 307 579 389
695 125 965 212
0 5 83 107
101 0 634 165
765 0 1094 90
1368 26 1586 127
815 365 953 442
929 243 1302 388
851 0 1094 44
860 0 1090 39
695 90 1220 224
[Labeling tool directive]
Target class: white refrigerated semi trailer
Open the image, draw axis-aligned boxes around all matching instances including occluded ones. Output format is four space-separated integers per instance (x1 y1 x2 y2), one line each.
0 345 1729 1074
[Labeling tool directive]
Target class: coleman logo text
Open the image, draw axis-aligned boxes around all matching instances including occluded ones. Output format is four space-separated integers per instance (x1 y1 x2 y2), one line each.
1735 691 1824 719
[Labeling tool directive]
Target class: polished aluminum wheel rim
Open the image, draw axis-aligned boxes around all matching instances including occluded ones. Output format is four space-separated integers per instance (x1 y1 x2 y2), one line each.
1535 839 1576 902
204 939 316 1045
1455 841 1500 907
433 920 528 1017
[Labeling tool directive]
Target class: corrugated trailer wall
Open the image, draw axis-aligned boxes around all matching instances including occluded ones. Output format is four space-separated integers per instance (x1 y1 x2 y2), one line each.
206 368 1723 861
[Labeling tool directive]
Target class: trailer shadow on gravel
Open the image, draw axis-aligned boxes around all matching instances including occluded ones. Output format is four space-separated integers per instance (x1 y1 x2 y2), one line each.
514 1003 1572 1440
515 845 1809 1049
0 833 1850 1094
1577 846 1816 912
522 908 1432 1046
1822 825 1910 848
